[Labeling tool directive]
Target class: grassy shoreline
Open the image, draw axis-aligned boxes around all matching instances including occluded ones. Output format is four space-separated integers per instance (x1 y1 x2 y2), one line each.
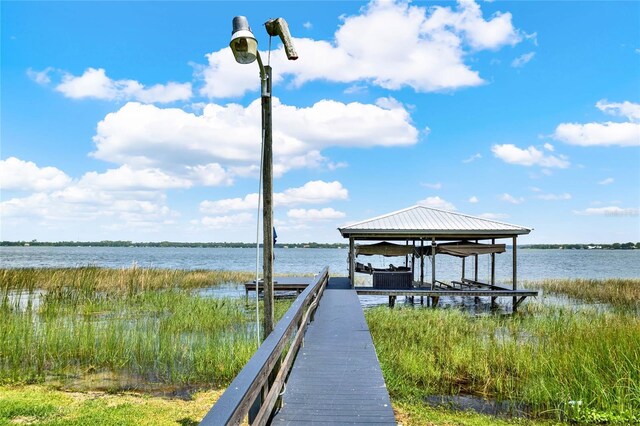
1 268 639 424
0 267 294 390
527 277 640 308
366 304 640 424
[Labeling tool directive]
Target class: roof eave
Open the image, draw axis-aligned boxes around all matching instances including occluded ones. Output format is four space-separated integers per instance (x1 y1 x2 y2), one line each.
339 228 531 238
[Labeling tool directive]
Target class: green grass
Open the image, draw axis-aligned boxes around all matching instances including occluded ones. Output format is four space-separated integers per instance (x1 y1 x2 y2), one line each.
0 385 220 426
1 267 255 294
3 269 639 425
526 277 640 308
0 267 292 390
393 398 558 426
366 303 640 424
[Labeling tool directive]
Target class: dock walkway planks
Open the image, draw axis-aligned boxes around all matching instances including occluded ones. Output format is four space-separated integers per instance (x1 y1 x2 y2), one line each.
272 278 396 425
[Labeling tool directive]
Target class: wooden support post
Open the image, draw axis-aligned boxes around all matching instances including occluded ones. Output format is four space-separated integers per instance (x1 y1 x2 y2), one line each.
420 240 424 287
349 237 355 288
512 236 517 311
461 257 466 282
474 254 478 282
405 240 409 268
474 245 480 304
491 238 497 307
411 241 415 279
263 66 274 338
431 238 436 291
513 296 527 310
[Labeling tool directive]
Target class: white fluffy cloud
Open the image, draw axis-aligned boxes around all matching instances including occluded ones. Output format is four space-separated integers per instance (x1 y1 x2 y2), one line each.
417 196 456 211
492 144 570 168
79 165 194 190
287 208 346 221
463 153 482 163
200 0 522 97
27 67 54 85
598 177 614 185
199 194 259 215
553 122 640 147
1 157 72 191
200 213 254 229
1 186 178 227
200 180 349 214
596 99 640 121
537 193 571 201
499 193 523 204
91 99 417 175
0 157 184 234
511 52 535 68
278 180 348 205
553 100 640 147
573 206 639 217
422 182 442 189
479 212 509 220
56 68 192 103
468 196 479 203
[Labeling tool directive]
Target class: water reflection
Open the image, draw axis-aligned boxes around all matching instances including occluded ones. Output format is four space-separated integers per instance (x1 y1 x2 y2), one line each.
2 289 46 311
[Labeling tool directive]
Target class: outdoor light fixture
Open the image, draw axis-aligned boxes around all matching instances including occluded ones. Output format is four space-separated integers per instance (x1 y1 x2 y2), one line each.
230 16 258 64
230 16 297 339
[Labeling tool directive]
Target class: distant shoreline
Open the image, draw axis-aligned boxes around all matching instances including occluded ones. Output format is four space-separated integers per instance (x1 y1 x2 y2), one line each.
1 241 638 250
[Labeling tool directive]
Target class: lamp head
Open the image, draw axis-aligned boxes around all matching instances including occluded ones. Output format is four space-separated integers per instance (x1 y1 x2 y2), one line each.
230 16 258 64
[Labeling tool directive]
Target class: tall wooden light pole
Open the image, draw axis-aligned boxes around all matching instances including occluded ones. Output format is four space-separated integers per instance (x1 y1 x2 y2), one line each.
230 16 297 337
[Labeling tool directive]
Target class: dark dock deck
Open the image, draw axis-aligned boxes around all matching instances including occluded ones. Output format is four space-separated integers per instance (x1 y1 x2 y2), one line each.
354 287 538 297
201 270 536 424
272 277 396 425
244 276 313 298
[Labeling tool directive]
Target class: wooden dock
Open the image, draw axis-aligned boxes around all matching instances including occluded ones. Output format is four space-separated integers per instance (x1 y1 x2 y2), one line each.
244 277 313 298
271 277 396 425
201 270 536 424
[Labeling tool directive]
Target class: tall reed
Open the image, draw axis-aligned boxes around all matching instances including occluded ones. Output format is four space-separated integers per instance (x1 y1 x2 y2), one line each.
527 278 640 308
0 268 292 390
366 305 640 423
0 267 255 294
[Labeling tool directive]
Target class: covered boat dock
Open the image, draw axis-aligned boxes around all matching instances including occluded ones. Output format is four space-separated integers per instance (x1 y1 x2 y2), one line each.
338 205 537 311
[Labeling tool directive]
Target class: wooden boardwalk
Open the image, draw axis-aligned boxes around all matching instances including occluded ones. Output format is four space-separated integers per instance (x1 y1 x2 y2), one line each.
244 277 313 298
272 277 396 425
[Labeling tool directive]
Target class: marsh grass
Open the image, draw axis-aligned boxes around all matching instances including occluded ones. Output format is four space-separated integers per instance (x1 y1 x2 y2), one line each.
366 304 640 423
527 278 640 308
0 267 291 391
1 267 255 294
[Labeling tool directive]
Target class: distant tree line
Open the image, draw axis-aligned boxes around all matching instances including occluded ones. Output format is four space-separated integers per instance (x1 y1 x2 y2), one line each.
522 242 640 250
2 240 639 250
0 240 349 249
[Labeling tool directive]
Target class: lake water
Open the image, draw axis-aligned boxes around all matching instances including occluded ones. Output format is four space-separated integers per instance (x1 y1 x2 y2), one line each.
1 246 639 281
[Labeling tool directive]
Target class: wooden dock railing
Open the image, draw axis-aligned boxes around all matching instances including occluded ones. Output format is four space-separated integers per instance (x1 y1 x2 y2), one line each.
199 266 329 426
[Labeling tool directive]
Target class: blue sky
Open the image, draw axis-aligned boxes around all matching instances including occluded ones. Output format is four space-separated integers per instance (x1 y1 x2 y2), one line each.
2 1 639 244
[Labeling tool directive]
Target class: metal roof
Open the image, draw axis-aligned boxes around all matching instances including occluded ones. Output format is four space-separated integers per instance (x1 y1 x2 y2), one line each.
338 205 531 238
